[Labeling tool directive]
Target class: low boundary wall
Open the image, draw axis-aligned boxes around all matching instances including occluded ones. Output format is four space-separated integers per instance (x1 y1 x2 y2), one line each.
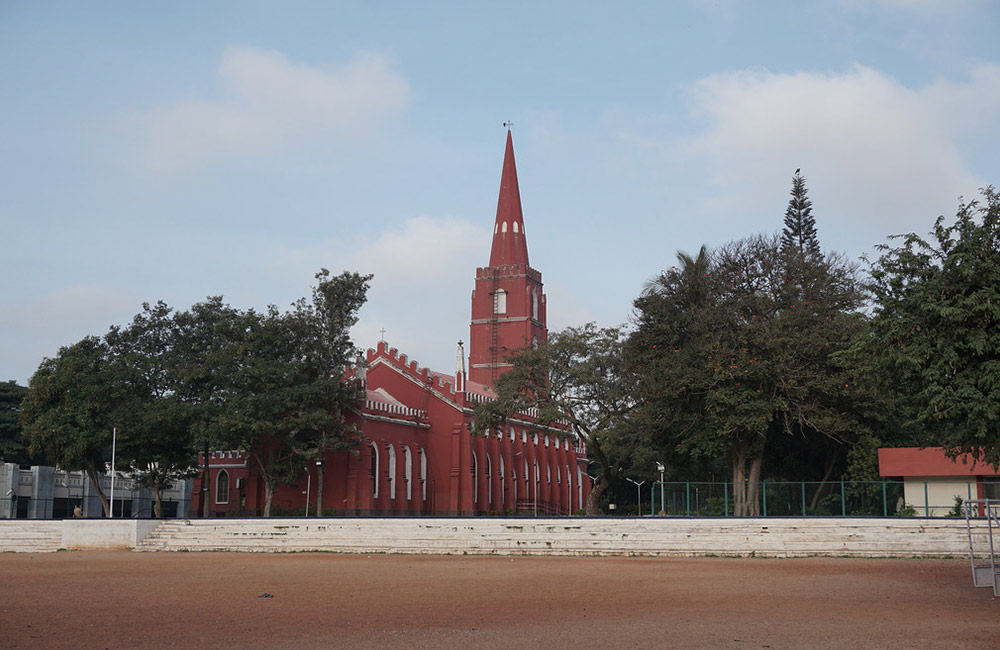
1 517 984 557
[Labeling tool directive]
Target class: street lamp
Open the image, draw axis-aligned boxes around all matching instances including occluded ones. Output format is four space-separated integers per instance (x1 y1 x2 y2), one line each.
656 462 666 516
625 477 645 516
303 467 311 517
315 458 325 517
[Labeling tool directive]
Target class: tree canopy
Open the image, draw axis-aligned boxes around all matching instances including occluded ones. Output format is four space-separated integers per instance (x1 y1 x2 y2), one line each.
0 380 31 465
631 234 867 514
865 187 1000 467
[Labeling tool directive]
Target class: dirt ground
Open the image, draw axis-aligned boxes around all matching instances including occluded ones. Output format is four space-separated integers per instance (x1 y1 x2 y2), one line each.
1 551 997 649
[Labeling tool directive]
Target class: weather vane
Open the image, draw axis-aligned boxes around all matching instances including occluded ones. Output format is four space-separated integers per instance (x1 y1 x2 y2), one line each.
503 120 514 129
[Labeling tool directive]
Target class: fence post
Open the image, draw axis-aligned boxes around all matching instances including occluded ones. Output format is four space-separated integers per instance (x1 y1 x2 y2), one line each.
724 482 729 517
685 482 691 516
840 481 846 516
924 482 929 517
762 480 767 517
801 481 807 517
882 481 888 517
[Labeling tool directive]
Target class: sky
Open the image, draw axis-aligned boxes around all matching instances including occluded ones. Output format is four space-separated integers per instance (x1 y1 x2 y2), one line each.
2 0 999 385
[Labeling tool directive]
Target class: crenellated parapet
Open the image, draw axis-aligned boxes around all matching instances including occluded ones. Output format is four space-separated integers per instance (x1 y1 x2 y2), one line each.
365 340 464 403
475 264 542 282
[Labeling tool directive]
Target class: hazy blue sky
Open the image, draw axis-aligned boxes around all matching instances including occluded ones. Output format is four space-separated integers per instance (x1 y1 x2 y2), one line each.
3 0 999 384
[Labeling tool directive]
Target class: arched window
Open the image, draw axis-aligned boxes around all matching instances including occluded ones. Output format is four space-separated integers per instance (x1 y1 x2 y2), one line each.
387 445 397 500
472 451 479 505
403 446 413 501
420 449 428 501
494 289 507 315
532 289 538 320
216 469 230 504
486 454 493 506
499 456 506 503
521 429 527 443
512 464 518 504
370 443 380 499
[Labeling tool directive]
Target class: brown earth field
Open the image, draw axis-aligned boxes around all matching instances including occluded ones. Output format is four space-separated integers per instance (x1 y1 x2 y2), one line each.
1 551 998 649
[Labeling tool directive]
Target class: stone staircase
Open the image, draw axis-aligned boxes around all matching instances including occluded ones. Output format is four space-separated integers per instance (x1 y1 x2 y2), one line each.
0 520 64 553
135 517 979 557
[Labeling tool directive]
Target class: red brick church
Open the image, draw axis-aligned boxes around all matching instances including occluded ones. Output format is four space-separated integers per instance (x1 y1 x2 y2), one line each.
192 131 590 516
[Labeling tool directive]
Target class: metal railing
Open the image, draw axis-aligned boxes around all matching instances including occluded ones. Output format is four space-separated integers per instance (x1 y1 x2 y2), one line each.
647 481 978 517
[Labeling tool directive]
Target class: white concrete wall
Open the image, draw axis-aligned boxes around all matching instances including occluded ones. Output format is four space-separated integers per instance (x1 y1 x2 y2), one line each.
2 517 986 557
60 519 162 549
903 479 976 517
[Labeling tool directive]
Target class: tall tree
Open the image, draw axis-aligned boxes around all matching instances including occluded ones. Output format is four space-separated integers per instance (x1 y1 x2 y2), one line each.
20 337 117 515
781 170 821 260
0 381 31 465
865 187 1000 466
475 323 642 515
220 270 371 516
632 235 866 515
105 301 198 517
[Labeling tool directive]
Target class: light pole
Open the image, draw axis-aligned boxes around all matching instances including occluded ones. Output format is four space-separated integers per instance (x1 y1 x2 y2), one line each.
656 462 666 516
315 458 325 517
303 467 311 517
625 477 645 516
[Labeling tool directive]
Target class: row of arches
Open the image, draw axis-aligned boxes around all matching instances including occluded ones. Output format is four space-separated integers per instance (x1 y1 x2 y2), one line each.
369 442 427 504
471 428 584 515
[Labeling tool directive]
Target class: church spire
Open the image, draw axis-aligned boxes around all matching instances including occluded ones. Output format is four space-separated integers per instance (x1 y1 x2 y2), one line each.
489 129 529 267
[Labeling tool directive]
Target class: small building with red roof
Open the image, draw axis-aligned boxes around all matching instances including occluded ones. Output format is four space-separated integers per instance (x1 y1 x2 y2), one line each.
878 447 1000 516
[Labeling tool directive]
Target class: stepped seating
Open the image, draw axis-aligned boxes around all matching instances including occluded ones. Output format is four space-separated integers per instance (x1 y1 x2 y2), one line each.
0 520 64 553
135 517 978 557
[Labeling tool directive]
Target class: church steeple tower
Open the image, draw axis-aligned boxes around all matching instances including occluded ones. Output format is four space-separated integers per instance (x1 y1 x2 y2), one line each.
469 130 547 386
489 129 529 268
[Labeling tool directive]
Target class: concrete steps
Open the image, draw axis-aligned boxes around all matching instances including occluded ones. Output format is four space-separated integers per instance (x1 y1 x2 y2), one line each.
134 517 980 557
0 520 64 553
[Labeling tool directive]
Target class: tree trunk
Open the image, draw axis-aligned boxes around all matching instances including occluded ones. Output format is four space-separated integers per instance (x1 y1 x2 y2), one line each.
731 437 765 516
84 465 111 517
263 482 274 517
746 452 763 517
586 479 606 515
153 485 163 518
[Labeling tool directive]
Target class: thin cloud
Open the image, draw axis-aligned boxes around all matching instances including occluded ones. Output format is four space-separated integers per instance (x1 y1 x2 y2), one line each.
682 64 990 244
128 46 410 179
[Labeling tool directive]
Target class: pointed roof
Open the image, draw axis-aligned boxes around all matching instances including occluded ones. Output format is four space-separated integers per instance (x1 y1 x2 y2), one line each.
489 130 529 267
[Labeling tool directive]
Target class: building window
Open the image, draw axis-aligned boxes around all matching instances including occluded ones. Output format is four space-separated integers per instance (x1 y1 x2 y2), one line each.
216 470 230 504
532 289 538 320
509 427 515 442
420 449 427 501
371 442 380 499
521 429 527 443
472 451 479 505
403 446 413 501
494 289 507 315
388 445 397 500
486 454 493 506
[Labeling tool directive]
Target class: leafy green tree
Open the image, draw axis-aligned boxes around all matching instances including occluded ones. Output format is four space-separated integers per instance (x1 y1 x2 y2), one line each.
475 323 643 515
865 187 1000 466
220 270 371 516
105 301 198 517
0 380 31 465
632 235 866 515
20 337 117 515
171 296 255 517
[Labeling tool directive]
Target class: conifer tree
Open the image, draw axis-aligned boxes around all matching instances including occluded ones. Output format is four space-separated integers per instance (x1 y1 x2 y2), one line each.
781 170 821 259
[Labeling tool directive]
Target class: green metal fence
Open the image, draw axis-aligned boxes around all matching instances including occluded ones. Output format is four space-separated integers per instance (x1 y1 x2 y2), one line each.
648 481 971 517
